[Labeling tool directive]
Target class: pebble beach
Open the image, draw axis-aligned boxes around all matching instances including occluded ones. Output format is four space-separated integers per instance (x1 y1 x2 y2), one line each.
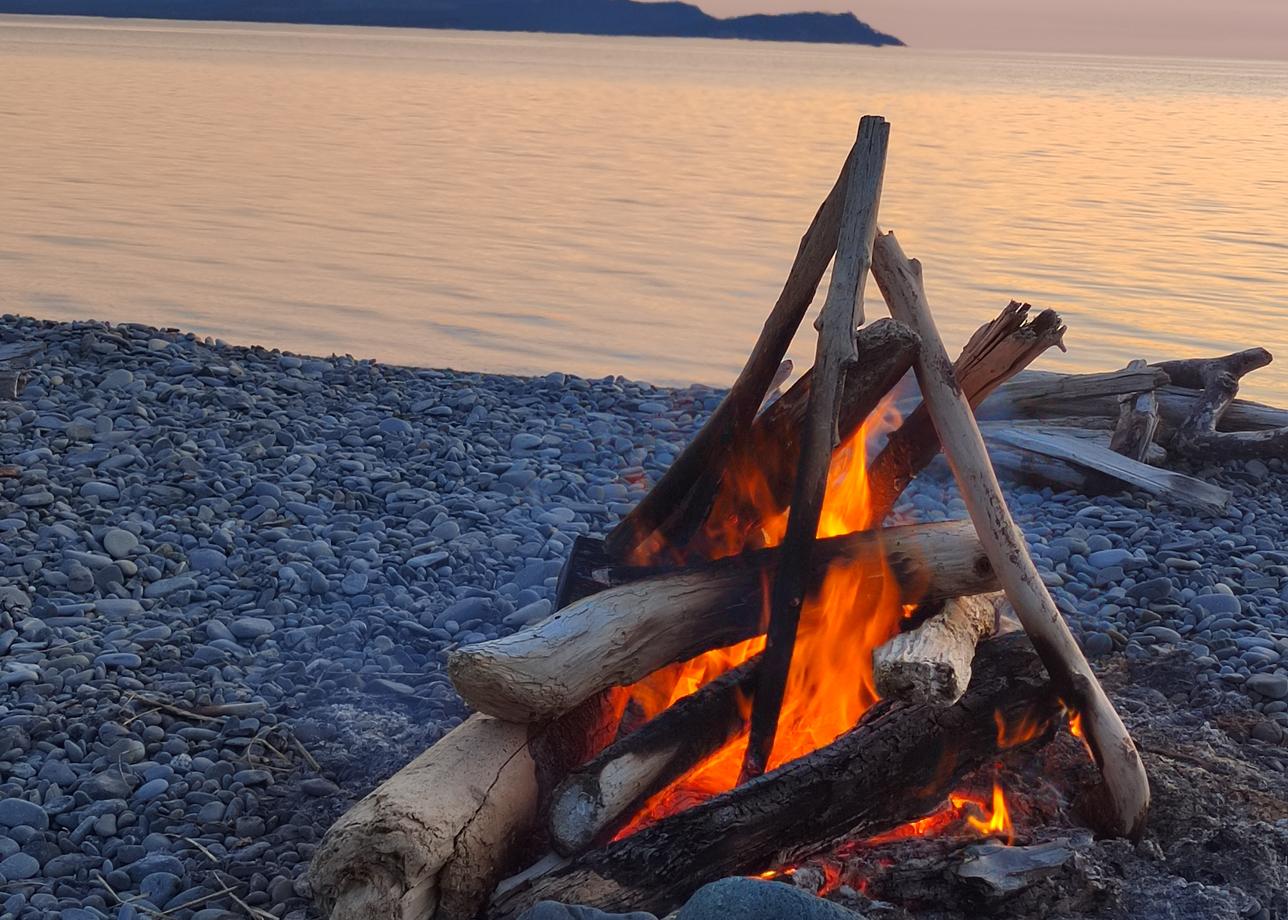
1 314 1286 919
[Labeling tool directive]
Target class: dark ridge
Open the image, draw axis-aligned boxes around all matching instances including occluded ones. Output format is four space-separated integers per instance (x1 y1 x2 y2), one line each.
0 0 905 46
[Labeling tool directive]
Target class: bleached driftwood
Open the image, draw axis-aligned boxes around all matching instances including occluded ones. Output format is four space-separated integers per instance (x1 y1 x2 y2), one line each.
872 593 1000 706
1155 349 1288 459
309 714 539 920
448 520 998 723
872 229 1150 841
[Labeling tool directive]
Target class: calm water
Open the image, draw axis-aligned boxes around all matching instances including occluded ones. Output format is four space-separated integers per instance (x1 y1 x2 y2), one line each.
3 17 1288 401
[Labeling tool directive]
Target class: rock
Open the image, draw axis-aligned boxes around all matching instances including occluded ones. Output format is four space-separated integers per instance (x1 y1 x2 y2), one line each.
1087 549 1135 570
1193 594 1242 617
0 852 40 881
102 368 134 388
81 769 135 800
103 529 139 558
1246 673 1288 700
0 799 48 831
518 903 657 920
1127 577 1175 603
95 598 144 617
188 547 228 572
134 778 170 803
956 836 1088 897
676 878 861 920
80 481 120 501
1084 633 1115 657
230 617 275 641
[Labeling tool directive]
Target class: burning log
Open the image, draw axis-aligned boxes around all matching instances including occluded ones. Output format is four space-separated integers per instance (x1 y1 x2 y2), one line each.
309 714 541 920
448 520 998 723
549 658 759 855
873 593 1000 706
603 126 877 563
1154 348 1288 459
865 301 1068 522
744 114 890 782
488 634 1063 919
1109 360 1161 462
871 230 1150 841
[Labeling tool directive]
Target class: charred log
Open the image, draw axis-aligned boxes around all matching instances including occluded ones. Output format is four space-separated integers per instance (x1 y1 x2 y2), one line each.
488 634 1063 919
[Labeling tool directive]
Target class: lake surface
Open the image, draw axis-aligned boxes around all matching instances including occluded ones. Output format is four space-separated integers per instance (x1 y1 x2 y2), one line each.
3 16 1288 401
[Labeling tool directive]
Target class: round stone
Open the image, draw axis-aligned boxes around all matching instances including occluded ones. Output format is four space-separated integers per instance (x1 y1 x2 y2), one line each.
103 529 139 559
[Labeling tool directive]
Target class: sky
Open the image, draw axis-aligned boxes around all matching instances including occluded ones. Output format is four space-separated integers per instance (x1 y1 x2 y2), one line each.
690 0 1288 60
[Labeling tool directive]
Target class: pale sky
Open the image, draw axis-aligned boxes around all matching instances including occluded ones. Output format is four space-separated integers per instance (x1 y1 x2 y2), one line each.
691 0 1288 60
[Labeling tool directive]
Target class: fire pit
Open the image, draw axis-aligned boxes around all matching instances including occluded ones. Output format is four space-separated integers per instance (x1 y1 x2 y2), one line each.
306 116 1288 920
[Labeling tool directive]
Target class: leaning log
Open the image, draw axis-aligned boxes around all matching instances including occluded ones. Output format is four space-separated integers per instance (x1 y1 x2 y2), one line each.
310 714 540 920
872 230 1149 841
488 635 1063 919
744 114 890 782
448 520 999 723
603 127 874 562
873 594 999 706
549 659 759 856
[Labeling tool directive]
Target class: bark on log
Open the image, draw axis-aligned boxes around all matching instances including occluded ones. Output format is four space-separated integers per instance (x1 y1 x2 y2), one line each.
873 593 999 706
871 230 1149 841
865 301 1067 522
549 659 759 856
448 520 999 722
310 714 540 920
488 635 1063 919
603 128 874 563
1155 349 1288 459
1109 360 1161 462
745 114 890 782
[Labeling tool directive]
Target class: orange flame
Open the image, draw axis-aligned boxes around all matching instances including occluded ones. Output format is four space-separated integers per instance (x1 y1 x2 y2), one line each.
995 707 1049 750
955 782 1014 844
617 394 906 831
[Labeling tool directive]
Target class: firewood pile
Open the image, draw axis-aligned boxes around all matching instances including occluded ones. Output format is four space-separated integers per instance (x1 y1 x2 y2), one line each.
306 116 1288 920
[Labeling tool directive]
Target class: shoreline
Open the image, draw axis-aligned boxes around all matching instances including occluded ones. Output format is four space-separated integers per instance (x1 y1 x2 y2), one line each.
0 313 1285 917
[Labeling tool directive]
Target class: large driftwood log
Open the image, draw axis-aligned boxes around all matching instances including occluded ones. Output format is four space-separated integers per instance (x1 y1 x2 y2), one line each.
983 426 1230 513
603 127 874 563
448 520 999 722
1154 349 1288 459
0 342 42 401
865 301 1067 522
488 635 1063 919
871 230 1149 841
1109 360 1161 462
549 658 759 856
310 714 540 920
745 114 890 782
873 594 999 706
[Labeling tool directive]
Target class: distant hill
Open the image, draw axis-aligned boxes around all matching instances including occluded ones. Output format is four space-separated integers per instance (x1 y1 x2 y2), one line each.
0 0 904 46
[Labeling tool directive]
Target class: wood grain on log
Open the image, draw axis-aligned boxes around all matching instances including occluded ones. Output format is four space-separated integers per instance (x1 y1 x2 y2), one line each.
873 593 999 706
488 635 1062 919
871 230 1149 841
310 714 540 920
448 520 998 723
603 127 873 562
745 114 890 782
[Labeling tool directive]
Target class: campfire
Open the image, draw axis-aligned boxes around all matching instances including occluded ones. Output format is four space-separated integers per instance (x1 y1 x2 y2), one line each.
305 116 1287 920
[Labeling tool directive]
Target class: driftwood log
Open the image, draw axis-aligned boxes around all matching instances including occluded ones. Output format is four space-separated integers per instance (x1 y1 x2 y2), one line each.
865 301 1067 522
0 342 41 401
745 114 890 781
873 593 999 706
448 520 999 722
984 426 1230 513
1155 348 1288 459
549 658 759 855
872 229 1150 841
310 714 541 920
488 635 1062 919
603 127 874 562
1109 359 1161 462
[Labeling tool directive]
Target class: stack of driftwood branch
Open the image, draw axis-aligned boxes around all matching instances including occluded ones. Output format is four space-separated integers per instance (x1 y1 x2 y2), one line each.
307 116 1285 920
